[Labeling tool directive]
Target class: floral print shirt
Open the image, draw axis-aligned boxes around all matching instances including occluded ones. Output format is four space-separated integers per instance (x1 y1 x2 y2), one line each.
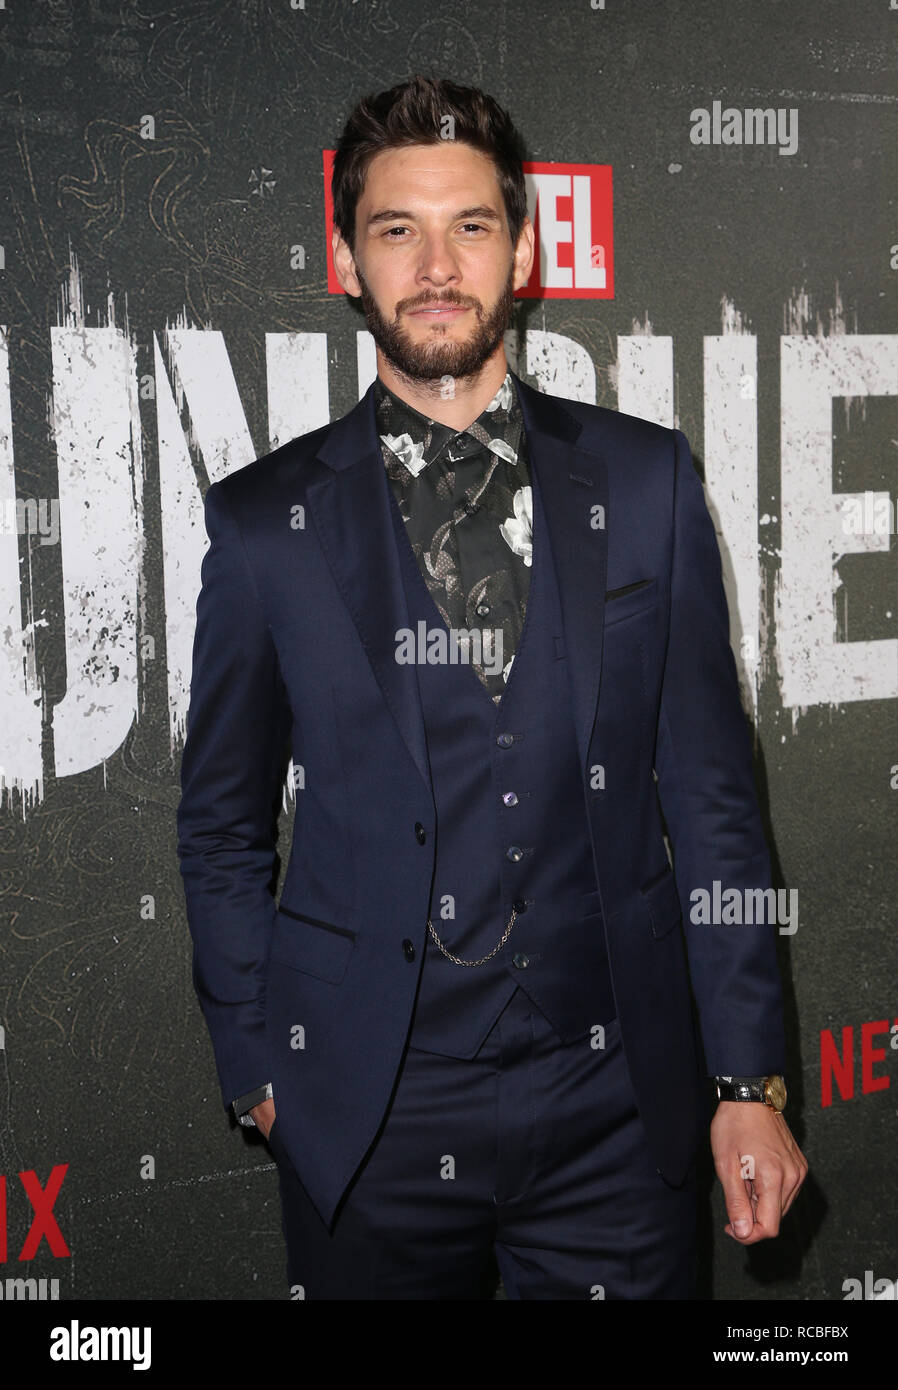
374 370 533 704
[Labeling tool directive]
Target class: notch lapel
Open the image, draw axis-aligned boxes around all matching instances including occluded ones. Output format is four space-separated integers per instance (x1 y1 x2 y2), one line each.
513 373 610 775
307 385 432 795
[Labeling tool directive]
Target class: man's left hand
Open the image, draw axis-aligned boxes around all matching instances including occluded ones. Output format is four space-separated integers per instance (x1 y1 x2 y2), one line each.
710 1102 808 1244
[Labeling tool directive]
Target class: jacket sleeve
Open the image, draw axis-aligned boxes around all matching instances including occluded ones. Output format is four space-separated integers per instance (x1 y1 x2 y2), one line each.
653 428 786 1077
176 479 293 1112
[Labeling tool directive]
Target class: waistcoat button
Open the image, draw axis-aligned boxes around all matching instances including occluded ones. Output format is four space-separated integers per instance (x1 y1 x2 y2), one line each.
512 952 530 969
502 791 519 806
496 733 514 748
414 822 426 844
402 939 416 962
506 845 524 862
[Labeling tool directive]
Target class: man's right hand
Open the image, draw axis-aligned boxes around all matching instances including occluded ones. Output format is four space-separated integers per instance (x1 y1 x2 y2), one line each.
250 1097 276 1140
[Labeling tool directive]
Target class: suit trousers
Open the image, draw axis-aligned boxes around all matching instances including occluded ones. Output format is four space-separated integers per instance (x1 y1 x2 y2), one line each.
266 986 697 1300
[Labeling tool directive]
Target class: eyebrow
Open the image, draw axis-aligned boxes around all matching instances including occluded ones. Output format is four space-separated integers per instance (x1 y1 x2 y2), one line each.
366 205 503 229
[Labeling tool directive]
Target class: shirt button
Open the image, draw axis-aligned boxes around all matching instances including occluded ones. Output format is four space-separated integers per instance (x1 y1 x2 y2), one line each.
502 791 519 806
512 952 530 969
506 845 524 863
402 939 416 962
496 733 514 748
414 822 426 844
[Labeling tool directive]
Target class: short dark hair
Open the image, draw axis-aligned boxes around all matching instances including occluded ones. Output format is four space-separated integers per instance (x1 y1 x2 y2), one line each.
332 74 528 257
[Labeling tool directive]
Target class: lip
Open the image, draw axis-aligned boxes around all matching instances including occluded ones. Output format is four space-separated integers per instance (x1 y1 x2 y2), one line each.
408 305 470 319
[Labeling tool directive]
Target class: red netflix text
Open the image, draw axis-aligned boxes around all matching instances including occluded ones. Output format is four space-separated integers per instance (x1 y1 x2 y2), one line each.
0 1164 70 1262
820 1019 897 1107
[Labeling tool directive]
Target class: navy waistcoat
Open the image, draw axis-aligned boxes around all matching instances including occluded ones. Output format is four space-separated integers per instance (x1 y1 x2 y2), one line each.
385 456 616 1058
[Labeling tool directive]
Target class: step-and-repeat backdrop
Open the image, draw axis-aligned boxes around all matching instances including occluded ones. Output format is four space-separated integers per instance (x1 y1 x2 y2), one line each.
0 0 894 1301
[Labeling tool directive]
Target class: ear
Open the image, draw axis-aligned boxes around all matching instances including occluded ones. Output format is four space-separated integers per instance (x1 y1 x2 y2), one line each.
333 226 362 298
512 216 535 292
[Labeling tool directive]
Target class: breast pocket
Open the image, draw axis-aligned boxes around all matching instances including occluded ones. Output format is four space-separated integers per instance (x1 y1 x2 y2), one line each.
603 577 657 628
269 906 356 984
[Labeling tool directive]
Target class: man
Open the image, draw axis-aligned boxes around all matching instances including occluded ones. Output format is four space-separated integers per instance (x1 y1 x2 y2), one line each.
177 75 807 1300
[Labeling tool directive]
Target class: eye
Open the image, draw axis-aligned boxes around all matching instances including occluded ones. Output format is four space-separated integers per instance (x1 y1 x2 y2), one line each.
383 226 410 238
460 223 487 234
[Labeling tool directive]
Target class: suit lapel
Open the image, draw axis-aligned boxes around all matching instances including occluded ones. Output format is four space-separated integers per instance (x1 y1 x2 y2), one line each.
306 369 610 793
308 385 432 794
514 373 610 776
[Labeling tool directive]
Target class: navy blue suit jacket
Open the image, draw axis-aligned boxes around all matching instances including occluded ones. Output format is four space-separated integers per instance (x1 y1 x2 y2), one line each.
177 368 786 1228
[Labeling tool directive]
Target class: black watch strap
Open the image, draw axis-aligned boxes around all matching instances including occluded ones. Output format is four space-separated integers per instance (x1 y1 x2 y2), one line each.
714 1075 787 1110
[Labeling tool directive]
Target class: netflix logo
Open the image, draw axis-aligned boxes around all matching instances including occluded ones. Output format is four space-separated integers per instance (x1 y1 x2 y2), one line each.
820 1019 898 1107
0 1164 70 1262
322 151 614 300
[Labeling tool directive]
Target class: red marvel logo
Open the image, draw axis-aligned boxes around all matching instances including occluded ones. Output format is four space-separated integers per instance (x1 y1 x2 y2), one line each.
323 153 614 300
517 161 614 299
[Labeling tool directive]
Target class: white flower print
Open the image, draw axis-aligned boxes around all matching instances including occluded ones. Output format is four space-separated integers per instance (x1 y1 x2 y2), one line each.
499 486 533 566
488 437 518 465
381 431 428 477
485 374 513 413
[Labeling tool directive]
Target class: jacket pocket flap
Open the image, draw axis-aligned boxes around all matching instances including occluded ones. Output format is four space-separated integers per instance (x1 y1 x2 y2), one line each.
270 907 355 983
604 577 657 627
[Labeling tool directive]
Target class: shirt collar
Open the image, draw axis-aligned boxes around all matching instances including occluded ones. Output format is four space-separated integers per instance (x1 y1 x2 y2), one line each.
373 369 522 479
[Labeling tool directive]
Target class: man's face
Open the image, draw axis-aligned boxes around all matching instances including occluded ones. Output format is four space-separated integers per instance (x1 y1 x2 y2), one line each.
334 141 533 384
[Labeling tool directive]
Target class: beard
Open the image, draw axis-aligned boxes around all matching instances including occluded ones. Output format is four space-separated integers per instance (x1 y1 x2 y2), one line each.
354 258 516 386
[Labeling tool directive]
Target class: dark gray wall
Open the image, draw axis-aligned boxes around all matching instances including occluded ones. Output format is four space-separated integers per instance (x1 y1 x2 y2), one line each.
0 0 894 1300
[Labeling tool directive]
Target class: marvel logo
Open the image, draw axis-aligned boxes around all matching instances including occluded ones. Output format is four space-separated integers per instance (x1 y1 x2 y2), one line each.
323 152 614 300
518 161 614 299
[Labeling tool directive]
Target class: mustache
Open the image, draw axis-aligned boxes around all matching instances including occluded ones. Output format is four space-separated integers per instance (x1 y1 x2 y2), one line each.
400 293 478 312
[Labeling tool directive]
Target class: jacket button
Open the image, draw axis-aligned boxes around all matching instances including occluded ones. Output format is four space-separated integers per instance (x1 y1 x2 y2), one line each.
512 952 530 969
414 822 426 844
402 939 416 962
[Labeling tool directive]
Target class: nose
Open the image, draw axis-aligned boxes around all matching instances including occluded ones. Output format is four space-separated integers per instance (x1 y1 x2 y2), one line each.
414 233 462 291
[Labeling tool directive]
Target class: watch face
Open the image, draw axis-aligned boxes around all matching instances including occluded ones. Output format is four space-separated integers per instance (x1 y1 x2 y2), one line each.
766 1075 787 1111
